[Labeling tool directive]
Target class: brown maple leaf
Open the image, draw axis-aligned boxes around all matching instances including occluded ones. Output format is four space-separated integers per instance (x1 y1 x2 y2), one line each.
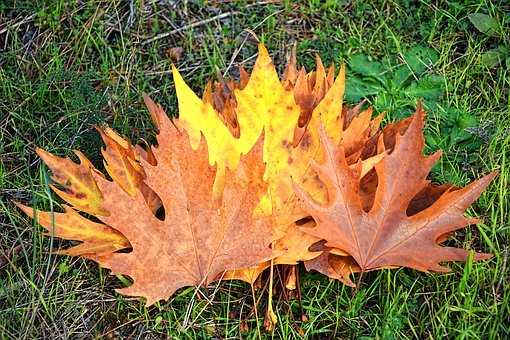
295 104 495 272
90 114 276 305
304 251 359 286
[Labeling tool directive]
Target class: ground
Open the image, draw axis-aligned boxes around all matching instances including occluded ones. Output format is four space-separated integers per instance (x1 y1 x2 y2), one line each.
1 1 509 339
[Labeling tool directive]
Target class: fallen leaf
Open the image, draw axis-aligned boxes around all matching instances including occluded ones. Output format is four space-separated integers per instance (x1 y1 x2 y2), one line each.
295 104 495 272
18 107 277 305
304 252 359 286
166 46 184 62
92 115 276 305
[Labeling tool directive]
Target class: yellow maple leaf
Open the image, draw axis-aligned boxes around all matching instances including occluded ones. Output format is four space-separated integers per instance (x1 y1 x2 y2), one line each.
19 43 386 285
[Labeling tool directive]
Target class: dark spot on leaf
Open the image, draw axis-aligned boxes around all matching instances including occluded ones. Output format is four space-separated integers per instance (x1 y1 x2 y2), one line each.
300 133 312 149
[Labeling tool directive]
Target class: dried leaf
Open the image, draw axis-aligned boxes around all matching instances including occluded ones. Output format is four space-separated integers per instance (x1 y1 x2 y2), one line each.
166 46 184 62
304 252 359 286
295 105 495 272
92 117 276 304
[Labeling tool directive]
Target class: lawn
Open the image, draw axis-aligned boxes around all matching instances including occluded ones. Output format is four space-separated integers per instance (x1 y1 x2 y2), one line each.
1 1 509 338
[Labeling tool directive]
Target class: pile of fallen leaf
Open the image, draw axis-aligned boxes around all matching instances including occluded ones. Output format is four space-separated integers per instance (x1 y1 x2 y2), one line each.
17 44 495 322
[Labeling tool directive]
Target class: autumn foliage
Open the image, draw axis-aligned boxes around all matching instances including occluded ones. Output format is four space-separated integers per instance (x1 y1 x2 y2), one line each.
17 44 495 308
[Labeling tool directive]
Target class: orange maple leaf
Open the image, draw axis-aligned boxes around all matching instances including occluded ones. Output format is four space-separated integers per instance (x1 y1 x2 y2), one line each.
95 117 275 305
295 104 495 272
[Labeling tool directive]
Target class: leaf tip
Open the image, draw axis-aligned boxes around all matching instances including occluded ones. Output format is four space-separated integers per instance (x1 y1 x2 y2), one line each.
35 147 54 164
12 201 31 215
474 251 493 261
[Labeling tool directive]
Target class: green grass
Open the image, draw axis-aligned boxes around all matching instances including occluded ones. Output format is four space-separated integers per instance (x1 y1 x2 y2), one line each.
1 0 509 338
